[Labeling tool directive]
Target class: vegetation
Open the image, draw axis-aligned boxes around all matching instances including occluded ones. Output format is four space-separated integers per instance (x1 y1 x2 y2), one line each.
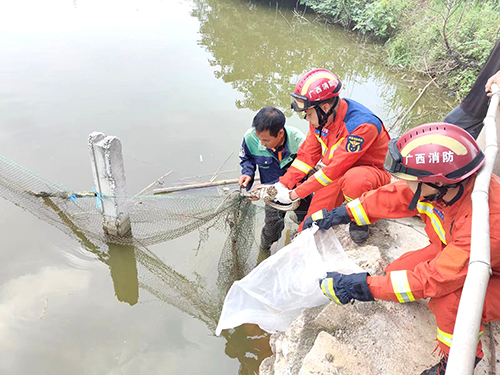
299 0 500 99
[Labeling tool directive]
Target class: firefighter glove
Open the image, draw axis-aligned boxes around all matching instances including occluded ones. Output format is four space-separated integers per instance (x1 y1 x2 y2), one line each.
303 205 351 230
273 182 294 204
319 271 374 305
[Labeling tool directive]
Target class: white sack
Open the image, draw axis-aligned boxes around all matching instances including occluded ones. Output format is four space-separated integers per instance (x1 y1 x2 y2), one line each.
215 226 363 335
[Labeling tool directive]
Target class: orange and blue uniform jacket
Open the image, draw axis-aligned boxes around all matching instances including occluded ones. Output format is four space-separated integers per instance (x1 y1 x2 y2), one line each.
279 98 390 198
346 177 500 355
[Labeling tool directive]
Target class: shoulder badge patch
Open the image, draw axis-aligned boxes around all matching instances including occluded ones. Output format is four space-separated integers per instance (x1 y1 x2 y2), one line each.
346 135 364 153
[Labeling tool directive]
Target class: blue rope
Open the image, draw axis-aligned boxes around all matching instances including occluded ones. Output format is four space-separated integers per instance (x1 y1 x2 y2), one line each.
92 187 104 208
67 193 78 203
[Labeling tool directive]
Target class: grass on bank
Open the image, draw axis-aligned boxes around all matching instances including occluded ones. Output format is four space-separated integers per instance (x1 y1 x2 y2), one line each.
299 0 500 99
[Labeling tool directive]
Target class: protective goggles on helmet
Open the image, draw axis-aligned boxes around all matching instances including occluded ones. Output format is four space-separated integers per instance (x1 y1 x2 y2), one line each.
384 138 485 181
383 139 433 178
290 92 323 112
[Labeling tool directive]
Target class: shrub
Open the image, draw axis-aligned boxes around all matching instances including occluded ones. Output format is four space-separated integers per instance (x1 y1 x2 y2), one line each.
353 0 407 39
300 0 499 97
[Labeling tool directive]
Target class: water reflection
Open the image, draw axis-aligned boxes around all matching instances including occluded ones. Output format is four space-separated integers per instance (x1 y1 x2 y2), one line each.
191 0 452 133
33 184 269 370
40 195 139 305
107 244 139 306
91 219 269 372
222 325 273 375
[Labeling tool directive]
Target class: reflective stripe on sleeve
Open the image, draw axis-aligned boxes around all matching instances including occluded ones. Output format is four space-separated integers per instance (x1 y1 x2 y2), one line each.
390 270 416 303
343 194 353 202
416 201 447 245
314 169 333 186
291 159 313 174
311 210 324 220
347 198 370 226
321 278 342 305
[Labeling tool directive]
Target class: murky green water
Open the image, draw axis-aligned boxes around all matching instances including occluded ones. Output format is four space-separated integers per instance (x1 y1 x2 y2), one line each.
0 0 455 374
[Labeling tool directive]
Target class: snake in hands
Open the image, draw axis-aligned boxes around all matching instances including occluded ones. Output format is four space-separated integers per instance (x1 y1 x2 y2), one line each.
240 185 300 211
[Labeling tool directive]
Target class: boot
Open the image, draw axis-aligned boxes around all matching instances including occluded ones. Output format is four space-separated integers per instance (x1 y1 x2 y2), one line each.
349 222 369 243
420 355 481 375
420 356 447 375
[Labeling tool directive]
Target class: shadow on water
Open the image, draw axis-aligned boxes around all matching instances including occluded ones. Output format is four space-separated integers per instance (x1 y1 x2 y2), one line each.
190 0 453 134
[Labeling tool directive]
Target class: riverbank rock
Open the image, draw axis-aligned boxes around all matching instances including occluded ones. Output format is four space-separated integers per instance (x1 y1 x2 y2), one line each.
260 217 500 375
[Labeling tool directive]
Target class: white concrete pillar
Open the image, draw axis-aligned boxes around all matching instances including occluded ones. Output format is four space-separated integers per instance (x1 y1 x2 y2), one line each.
89 132 132 237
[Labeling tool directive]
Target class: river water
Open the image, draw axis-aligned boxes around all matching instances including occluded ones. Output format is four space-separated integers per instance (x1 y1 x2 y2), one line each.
0 0 454 374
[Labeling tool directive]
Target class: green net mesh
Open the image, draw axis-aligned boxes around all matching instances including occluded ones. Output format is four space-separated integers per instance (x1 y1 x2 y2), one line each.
0 154 258 247
0 153 282 315
0 152 303 335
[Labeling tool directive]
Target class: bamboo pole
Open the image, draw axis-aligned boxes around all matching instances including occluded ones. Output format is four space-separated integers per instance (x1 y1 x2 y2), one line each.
446 83 500 375
153 177 260 195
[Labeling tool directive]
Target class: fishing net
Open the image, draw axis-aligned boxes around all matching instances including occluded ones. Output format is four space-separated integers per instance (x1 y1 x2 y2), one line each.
0 153 299 324
134 244 223 330
0 153 261 248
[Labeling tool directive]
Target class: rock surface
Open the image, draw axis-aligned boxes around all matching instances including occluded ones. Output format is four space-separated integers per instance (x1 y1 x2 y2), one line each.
260 217 500 375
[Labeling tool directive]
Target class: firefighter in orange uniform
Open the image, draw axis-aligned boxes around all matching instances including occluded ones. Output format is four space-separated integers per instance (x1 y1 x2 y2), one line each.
303 123 500 374
272 68 391 243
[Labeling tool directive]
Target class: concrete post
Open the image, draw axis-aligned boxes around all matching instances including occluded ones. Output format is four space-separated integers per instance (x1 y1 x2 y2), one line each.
88 132 132 237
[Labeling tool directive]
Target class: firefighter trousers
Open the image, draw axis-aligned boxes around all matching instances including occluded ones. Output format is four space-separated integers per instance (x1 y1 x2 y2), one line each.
299 165 390 231
386 244 500 357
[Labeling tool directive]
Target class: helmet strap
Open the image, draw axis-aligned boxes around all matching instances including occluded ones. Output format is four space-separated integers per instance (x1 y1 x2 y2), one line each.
421 182 464 206
407 182 422 211
407 181 464 210
314 98 338 133
445 183 464 206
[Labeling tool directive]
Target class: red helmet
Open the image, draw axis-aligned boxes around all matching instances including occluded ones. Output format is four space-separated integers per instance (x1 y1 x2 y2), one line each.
291 69 342 112
384 123 485 184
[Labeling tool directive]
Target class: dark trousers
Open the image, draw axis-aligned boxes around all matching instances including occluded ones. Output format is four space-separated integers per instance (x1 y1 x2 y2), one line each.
260 195 312 250
444 105 483 139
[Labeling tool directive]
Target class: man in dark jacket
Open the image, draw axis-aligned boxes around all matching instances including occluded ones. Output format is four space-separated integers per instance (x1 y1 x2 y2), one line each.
239 107 309 254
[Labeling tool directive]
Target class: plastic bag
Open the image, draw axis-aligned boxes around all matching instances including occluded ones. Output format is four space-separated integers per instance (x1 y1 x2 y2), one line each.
215 226 363 335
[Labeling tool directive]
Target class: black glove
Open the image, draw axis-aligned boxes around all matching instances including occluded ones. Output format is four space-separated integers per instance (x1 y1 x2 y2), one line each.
303 205 351 230
319 271 374 305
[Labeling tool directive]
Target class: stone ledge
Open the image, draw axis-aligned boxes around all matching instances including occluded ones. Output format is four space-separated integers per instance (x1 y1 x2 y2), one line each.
260 217 499 374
